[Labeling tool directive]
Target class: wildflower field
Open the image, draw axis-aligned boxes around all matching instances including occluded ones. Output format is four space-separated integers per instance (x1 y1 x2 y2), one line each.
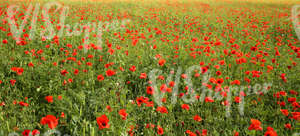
0 0 299 135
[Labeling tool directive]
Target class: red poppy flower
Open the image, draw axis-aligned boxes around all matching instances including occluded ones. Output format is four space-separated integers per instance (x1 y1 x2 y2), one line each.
119 109 128 120
279 101 286 107
19 101 29 107
156 106 168 114
231 80 240 85
291 112 300 121
140 73 147 79
158 75 165 80
201 129 208 136
11 67 24 75
2 39 8 44
289 90 298 95
146 86 154 95
127 125 135 135
280 109 289 116
119 67 124 71
129 65 136 72
274 47 280 56
169 81 175 87
234 131 239 136
10 79 16 86
45 96 53 103
157 126 164 135
193 115 202 122
60 69 68 76
146 123 155 129
28 62 34 67
0 102 5 106
186 130 197 136
73 69 79 75
146 101 154 107
280 73 287 82
234 96 241 103
22 130 31 136
216 78 224 84
181 104 190 111
32 129 40 135
97 74 104 81
96 114 110 130
160 84 168 92
158 59 166 66
61 112 65 118
136 97 145 106
284 123 292 129
86 62 93 66
58 95 62 100
22 129 39 136
216 71 222 76
264 127 277 136
201 67 208 73
288 97 296 103
204 97 214 103
40 115 59 129
106 69 116 76
248 119 262 131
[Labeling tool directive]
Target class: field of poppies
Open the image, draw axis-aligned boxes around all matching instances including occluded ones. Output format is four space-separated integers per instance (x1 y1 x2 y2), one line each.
0 0 299 135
